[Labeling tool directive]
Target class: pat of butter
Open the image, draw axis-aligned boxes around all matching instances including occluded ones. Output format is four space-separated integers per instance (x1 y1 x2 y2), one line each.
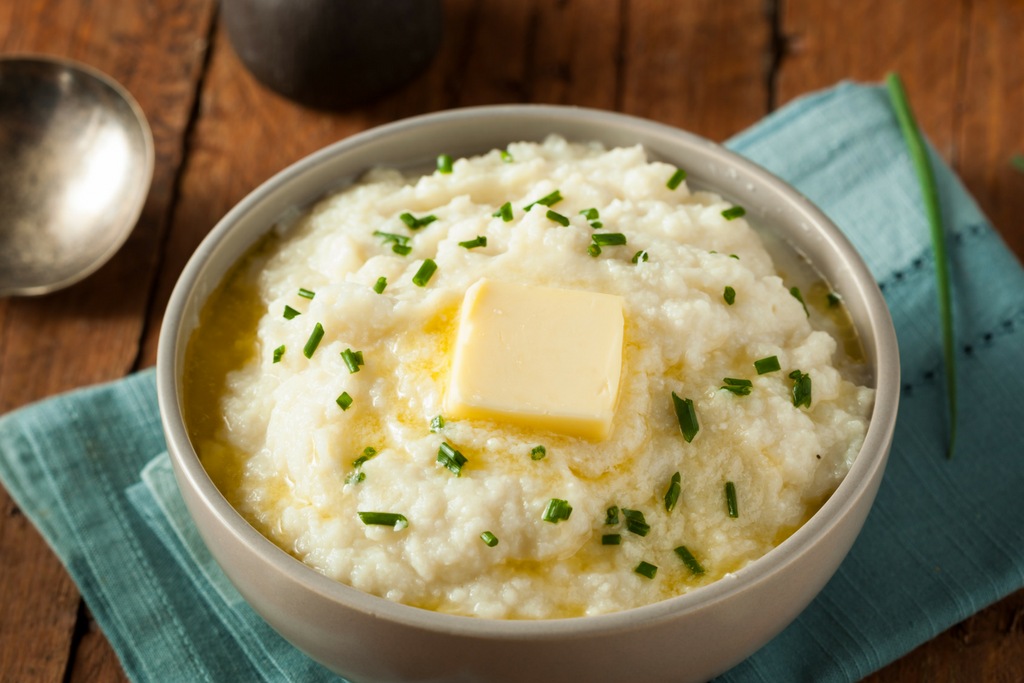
445 278 625 440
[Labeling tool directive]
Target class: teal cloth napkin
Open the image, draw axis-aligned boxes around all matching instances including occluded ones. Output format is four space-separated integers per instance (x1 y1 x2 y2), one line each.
2 82 1023 683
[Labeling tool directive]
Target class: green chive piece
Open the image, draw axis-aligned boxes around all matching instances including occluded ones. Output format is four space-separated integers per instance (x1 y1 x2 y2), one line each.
530 445 547 461
580 208 599 221
590 221 603 229
352 446 378 468
273 345 285 363
336 392 353 410
392 244 412 256
523 189 563 211
605 506 619 525
667 168 687 190
721 384 752 396
458 236 487 249
790 369 812 408
886 72 956 459
754 356 781 374
602 534 621 546
344 471 365 485
373 277 387 294
481 531 499 547
298 288 315 299
722 206 746 220
623 509 650 536
412 259 437 287
592 233 627 247
492 202 513 222
358 511 408 529
588 243 602 257
437 442 468 476
671 393 699 443
430 415 445 433
725 482 739 518
546 209 569 226
437 154 453 174
632 250 649 264
541 498 573 523
827 292 842 307
1011 153 1024 174
729 254 740 260
400 212 437 230
283 305 300 320
374 230 410 246
341 348 364 373
724 286 736 305
635 561 658 579
723 378 753 387
622 508 646 522
664 472 681 512
674 546 706 575
500 150 513 163
790 286 810 317
303 323 324 358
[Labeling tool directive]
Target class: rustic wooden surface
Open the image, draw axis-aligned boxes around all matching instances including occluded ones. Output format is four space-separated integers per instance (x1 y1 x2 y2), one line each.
2 0 1023 680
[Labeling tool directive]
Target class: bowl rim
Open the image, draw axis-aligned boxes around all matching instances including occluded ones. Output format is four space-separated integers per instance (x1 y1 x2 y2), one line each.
157 103 899 639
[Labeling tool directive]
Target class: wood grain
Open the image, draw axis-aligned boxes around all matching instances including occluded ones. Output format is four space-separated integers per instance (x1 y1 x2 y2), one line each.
0 0 216 680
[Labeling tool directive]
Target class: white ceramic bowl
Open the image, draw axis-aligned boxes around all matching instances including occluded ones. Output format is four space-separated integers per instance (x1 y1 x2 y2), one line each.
157 106 899 683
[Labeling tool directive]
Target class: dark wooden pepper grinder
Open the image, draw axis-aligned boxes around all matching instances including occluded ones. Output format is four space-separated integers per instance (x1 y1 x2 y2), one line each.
222 0 444 111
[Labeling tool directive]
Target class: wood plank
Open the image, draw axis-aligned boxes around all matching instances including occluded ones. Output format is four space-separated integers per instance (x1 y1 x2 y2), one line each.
0 1 217 681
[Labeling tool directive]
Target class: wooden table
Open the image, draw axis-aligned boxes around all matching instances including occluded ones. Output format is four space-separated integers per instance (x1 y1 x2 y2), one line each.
2 1 1022 680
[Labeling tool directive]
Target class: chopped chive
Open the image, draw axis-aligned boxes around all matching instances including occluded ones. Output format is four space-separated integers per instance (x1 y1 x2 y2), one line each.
373 277 387 294
671 393 699 443
344 471 365 485
412 259 437 287
790 286 810 317
358 511 408 529
579 208 599 221
541 498 573 523
592 233 627 247
530 445 547 461
723 378 753 387
721 384 752 396
622 509 646 523
667 168 687 190
725 482 739 518
437 154 453 174
602 534 621 545
722 206 746 220
298 288 315 299
546 209 569 226
523 189 563 211
632 250 649 264
283 305 300 320
458 236 487 249
500 149 513 163
588 244 602 257
590 221 603 229
481 531 499 547
392 244 412 256
374 230 410 246
729 254 740 260
887 72 956 459
623 508 650 536
437 442 468 476
635 561 658 579
674 546 706 575
341 348 364 373
303 323 324 358
336 392 353 410
724 286 736 305
754 356 781 374
273 345 285 363
492 201 513 222
400 212 437 230
664 472 681 512
430 415 445 433
827 292 842 307
605 506 619 525
352 446 378 468
790 369 812 408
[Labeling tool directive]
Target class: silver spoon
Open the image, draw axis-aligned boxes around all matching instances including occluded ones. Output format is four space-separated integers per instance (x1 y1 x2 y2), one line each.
0 55 153 297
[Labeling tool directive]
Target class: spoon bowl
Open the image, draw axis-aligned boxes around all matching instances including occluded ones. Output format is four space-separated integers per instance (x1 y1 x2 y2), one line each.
0 55 153 297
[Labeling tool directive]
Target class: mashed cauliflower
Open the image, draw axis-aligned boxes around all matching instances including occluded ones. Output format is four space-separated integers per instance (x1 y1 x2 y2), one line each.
187 136 874 619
